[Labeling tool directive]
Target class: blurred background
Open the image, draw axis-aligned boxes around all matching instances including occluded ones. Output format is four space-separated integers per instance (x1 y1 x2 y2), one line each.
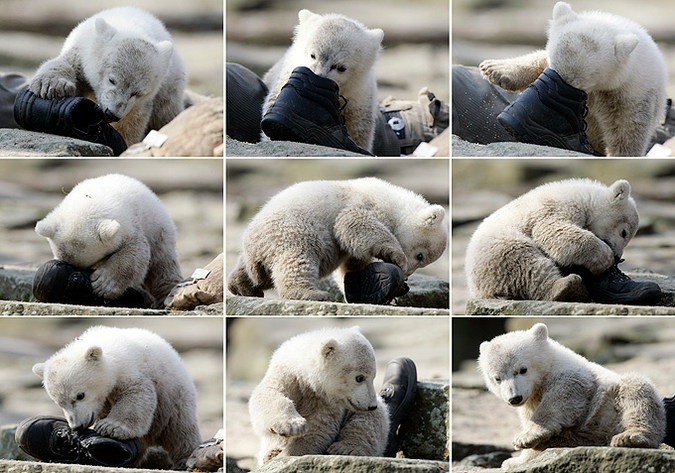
226 0 449 104
226 316 449 470
0 0 222 97
226 158 450 297
0 159 223 279
453 159 675 313
0 317 223 442
452 0 675 99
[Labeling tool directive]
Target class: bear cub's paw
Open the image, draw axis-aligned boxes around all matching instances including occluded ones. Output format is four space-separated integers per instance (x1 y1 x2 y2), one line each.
479 59 531 91
327 440 373 456
271 416 307 437
611 430 654 448
513 424 553 449
91 266 127 300
95 418 138 440
30 65 77 99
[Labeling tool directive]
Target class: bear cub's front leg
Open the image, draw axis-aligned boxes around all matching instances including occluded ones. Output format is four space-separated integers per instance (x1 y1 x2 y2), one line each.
479 50 549 92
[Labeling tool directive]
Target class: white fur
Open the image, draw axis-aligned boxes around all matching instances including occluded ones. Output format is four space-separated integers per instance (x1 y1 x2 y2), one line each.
262 10 383 152
33 326 202 469
248 326 389 465
478 323 665 469
479 2 667 156
227 177 448 301
465 178 639 301
30 7 187 145
35 174 182 308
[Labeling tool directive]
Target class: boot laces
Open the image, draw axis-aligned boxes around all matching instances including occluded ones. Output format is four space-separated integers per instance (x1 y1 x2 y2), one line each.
609 259 631 283
52 428 83 458
338 95 348 112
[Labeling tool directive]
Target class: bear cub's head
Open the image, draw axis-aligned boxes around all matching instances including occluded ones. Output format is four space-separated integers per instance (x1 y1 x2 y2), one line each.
316 327 379 412
587 179 638 260
294 10 384 87
546 2 641 91
33 344 116 431
478 323 551 408
397 205 448 276
89 17 174 121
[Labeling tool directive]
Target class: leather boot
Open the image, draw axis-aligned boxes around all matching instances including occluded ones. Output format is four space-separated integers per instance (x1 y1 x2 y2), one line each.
261 66 374 155
497 68 601 155
343 261 409 305
13 86 127 155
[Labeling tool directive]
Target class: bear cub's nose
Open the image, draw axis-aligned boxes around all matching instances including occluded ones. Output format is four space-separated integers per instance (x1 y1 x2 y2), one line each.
509 395 523 405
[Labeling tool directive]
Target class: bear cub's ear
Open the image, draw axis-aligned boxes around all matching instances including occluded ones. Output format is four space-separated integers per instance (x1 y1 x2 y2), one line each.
609 179 632 201
421 205 446 227
86 346 103 362
322 339 338 359
530 323 549 340
32 363 45 379
35 218 56 239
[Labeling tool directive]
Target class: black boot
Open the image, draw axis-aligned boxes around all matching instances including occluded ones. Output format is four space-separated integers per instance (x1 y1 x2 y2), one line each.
497 68 601 155
15 416 141 467
13 86 127 155
379 357 418 457
33 259 146 308
343 261 409 305
579 260 662 306
261 66 374 155
663 396 675 447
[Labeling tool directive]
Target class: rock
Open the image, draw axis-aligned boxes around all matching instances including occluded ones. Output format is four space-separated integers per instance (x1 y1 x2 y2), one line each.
399 381 450 461
465 271 675 315
0 426 32 462
0 458 186 473
0 266 34 302
452 134 591 157
226 296 449 316
0 129 115 156
507 446 675 473
253 455 448 473
226 272 449 315
122 97 223 157
225 137 368 157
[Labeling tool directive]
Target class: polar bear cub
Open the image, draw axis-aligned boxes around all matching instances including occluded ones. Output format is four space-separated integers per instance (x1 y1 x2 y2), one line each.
33 326 202 469
478 323 665 469
35 173 182 308
227 177 447 301
30 7 187 146
262 10 384 152
248 326 389 465
465 178 638 301
479 2 667 156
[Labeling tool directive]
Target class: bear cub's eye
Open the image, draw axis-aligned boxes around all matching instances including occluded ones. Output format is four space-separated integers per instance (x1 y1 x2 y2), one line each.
355 375 365 383
76 392 85 401
519 367 527 375
108 77 116 85
416 253 424 262
310 53 316 59
494 376 501 383
621 229 628 238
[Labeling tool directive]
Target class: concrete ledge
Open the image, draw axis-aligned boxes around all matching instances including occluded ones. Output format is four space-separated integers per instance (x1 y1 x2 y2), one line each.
253 455 449 472
509 446 675 473
0 459 184 473
466 272 675 315
226 296 449 315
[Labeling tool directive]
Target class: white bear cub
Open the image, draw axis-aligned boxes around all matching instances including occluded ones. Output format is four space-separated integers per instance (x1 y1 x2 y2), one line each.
262 10 384 152
465 178 638 301
480 2 667 156
248 326 389 465
35 174 182 308
227 177 447 301
30 7 187 146
33 326 202 469
479 323 665 470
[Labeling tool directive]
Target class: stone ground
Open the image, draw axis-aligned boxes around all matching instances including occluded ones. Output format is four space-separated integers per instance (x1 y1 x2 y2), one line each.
452 317 675 471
